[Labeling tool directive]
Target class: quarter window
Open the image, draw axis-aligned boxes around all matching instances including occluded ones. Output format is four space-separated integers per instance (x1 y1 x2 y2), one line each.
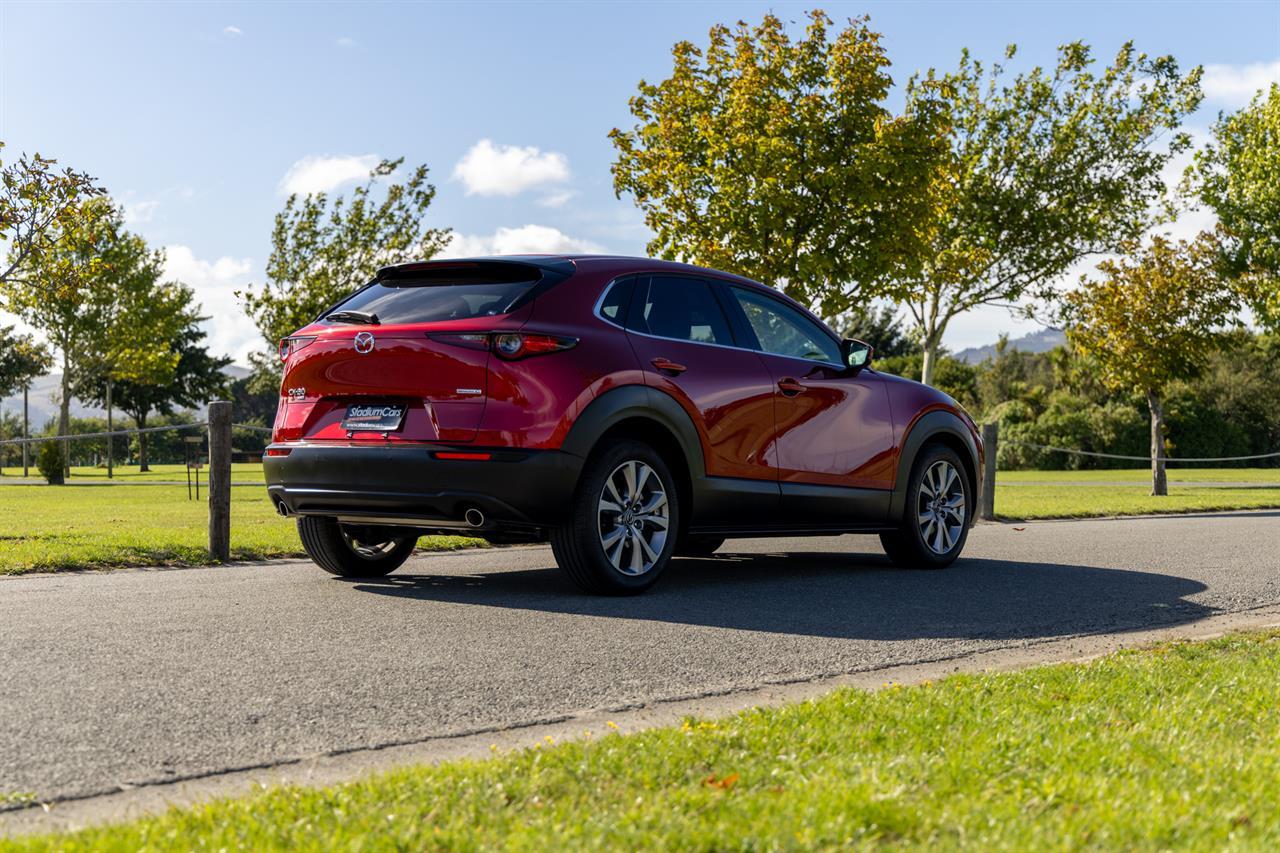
731 287 842 364
628 276 734 346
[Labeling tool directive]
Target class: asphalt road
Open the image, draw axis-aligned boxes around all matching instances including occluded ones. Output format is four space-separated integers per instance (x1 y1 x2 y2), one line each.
3 511 1279 808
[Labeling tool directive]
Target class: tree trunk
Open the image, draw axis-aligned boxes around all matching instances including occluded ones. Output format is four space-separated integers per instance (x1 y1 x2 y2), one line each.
59 352 71 479
137 411 150 472
920 333 941 387
1147 389 1168 497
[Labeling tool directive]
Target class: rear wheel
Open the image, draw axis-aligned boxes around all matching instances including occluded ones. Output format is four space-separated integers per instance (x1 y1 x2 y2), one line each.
297 516 417 577
675 535 725 557
880 444 970 569
551 440 679 594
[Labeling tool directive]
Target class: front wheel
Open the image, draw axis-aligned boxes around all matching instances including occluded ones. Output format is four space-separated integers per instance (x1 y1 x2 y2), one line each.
551 439 680 595
881 444 970 569
297 516 417 577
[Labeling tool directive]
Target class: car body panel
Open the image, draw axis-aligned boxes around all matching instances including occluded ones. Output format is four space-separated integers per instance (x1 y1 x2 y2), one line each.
267 255 982 538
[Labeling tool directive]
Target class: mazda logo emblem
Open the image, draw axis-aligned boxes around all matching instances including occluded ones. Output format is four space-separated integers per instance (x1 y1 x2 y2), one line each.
354 331 375 354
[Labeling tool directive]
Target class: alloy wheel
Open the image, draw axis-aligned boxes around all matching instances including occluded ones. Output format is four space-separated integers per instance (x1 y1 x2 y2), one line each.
916 460 966 555
597 459 670 576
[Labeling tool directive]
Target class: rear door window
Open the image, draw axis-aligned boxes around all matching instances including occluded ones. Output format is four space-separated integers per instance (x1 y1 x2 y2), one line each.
627 276 734 346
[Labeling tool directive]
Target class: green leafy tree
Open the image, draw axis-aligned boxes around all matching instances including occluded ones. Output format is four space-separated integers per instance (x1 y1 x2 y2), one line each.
0 143 104 289
0 326 52 475
241 158 451 378
2 199 178 474
610 10 948 314
826 304 914 358
0 325 51 399
1188 83 1280 328
1061 234 1242 495
900 42 1203 384
75 313 230 471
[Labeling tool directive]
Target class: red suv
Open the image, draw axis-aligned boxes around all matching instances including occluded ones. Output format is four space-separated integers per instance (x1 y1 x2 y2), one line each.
266 256 982 594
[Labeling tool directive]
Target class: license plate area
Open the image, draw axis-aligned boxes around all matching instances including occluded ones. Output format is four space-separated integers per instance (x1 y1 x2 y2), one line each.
341 403 406 432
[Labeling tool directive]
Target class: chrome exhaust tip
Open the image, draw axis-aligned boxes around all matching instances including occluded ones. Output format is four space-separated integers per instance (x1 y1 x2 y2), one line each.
463 508 486 528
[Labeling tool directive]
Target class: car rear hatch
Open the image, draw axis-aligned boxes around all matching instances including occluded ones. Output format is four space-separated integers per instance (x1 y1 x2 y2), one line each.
274 259 571 444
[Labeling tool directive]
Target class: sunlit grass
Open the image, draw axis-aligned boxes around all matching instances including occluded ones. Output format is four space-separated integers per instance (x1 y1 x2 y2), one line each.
14 632 1279 851
0 484 481 575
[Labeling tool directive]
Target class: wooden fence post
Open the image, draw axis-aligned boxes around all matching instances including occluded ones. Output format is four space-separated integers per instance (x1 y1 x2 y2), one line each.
208 401 232 562
981 422 998 521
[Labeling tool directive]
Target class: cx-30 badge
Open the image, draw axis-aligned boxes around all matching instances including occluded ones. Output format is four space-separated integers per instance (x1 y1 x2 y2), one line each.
353 331 375 354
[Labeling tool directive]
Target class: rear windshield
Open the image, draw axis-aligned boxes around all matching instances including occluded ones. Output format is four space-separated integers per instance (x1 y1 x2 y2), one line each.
323 278 537 325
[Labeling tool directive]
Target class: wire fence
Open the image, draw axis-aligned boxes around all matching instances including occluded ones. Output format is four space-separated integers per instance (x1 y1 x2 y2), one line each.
0 422 271 447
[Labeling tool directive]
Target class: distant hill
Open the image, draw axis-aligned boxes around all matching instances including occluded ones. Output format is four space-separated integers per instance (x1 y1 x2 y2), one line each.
1 365 252 429
954 328 1067 365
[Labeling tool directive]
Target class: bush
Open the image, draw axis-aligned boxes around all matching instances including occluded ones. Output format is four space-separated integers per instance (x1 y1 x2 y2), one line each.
37 440 64 485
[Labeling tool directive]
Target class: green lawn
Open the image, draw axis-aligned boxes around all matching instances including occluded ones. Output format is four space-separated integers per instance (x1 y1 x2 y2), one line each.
0 485 481 575
11 632 1278 851
0 462 267 483
998 467 1280 484
997 484 1280 520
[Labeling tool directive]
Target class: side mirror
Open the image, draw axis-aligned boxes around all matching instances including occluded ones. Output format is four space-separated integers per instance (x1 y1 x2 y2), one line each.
841 338 874 372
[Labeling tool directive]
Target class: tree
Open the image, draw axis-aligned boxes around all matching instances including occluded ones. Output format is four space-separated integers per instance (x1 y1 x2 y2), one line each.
241 158 451 377
0 143 104 289
1188 83 1280 328
0 326 52 475
609 10 948 314
1060 234 1242 495
825 303 914 358
74 305 230 471
0 325 51 398
2 199 176 474
900 42 1203 384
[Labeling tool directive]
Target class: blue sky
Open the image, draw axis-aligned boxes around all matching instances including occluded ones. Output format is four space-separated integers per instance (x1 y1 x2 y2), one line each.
2 0 1278 365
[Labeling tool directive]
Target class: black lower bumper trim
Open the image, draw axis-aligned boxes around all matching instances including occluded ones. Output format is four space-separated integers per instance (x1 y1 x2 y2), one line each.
264 444 583 529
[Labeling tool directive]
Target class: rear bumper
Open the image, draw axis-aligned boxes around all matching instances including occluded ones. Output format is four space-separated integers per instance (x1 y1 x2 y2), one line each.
263 443 583 533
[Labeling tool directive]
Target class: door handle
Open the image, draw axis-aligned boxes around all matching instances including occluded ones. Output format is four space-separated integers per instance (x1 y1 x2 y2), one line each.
777 378 805 396
651 357 687 376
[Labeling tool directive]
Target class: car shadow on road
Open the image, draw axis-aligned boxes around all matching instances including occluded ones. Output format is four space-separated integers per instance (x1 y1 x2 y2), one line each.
345 548 1213 642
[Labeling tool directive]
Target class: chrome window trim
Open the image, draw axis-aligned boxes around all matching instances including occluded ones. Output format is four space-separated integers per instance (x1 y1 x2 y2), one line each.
592 274 848 371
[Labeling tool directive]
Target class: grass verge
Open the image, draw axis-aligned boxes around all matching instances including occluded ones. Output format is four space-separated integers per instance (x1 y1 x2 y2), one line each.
0 462 267 483
10 631 1278 850
997 467 1280 484
996 484 1280 520
0 485 481 575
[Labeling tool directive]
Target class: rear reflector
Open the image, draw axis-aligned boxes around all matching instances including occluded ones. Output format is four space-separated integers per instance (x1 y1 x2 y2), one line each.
434 451 492 461
265 448 291 457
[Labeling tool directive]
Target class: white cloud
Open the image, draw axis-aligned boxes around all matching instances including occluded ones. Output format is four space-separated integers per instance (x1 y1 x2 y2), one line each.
452 139 570 197
122 199 159 224
438 225 602 258
1201 60 1280 107
335 36 356 48
222 25 242 37
163 245 261 365
538 189 577 208
278 154 379 195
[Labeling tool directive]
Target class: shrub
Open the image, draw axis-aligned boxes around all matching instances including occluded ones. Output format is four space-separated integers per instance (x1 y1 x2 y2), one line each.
37 440 64 485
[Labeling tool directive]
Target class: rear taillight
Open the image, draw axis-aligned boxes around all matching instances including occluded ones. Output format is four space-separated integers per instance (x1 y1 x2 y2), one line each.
279 336 317 360
429 332 577 360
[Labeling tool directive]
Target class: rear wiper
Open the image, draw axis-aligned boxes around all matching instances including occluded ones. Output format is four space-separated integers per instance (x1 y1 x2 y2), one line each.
325 309 380 325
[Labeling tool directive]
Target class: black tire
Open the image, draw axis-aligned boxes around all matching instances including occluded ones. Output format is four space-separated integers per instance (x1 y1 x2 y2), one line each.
550 439 680 595
880 443 971 570
297 516 417 577
675 535 725 557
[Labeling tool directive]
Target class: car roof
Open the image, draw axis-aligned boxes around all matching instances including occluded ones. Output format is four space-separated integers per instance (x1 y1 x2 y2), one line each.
377 254 764 286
